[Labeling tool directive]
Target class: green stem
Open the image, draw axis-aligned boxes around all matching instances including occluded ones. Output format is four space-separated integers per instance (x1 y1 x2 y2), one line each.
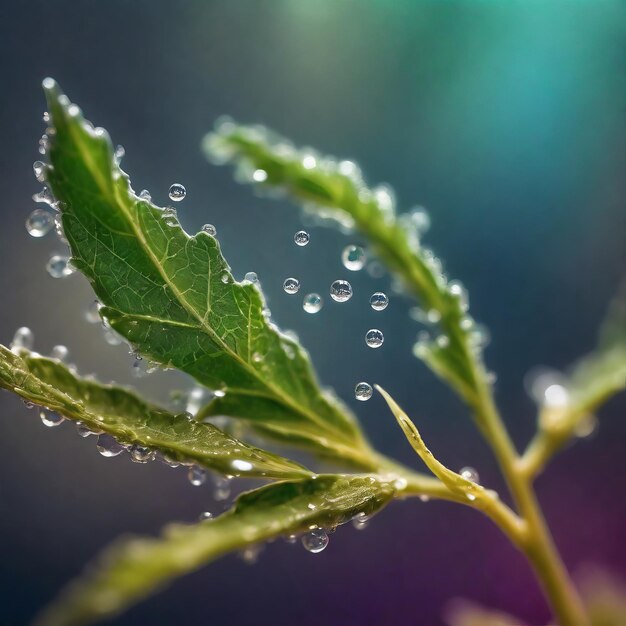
470 377 589 626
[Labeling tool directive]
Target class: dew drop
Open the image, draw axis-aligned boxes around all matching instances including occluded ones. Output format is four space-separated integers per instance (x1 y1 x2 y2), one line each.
365 329 384 348
168 183 186 201
186 387 208 416
76 421 100 438
244 271 258 284
42 111 50 123
352 512 370 530
199 511 213 521
46 254 74 279
303 293 323 314
188 465 207 486
32 160 47 183
162 207 178 227
460 467 480 484
294 230 310 246
85 300 102 324
23 400 35 409
252 169 268 182
213 476 232 501
370 292 388 311
354 382 373 401
232 459 253 472
50 345 69 361
574 414 598 438
543 384 569 408
11 327 34 351
436 335 450 349
220 273 230 284
330 279 352 303
202 224 217 236
341 245 366 271
283 277 300 294
301 529 329 553
25 209 54 238
54 213 68 243
40 409 65 428
448 280 469 312
114 145 125 164
32 186 56 208
130 444 154 463
139 189 152 201
409 206 431 235
96 434 125 457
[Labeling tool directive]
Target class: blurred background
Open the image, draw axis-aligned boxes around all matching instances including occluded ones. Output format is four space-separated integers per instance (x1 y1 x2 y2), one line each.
0 1 624 625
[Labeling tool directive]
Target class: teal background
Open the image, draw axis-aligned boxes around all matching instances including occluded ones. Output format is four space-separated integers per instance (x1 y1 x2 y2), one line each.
0 1 624 625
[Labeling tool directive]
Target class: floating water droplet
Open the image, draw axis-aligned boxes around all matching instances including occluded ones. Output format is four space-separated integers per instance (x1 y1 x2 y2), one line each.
370 292 388 311
130 444 154 463
32 160 47 183
199 511 213 521
352 512 370 530
96 434 125 457
354 382 373 401
168 183 186 201
214 476 231 501
365 329 384 348
42 111 50 123
25 208 54 238
202 224 216 236
301 529 329 553
50 345 69 361
139 189 152 201
244 271 258 284
341 245 366 271
46 254 74 279
85 300 102 324
40 409 64 428
460 467 480 484
303 293 323 314
188 465 207 486
252 169 268 182
330 280 352 303
11 327 34 351
294 230 310 246
283 277 300 294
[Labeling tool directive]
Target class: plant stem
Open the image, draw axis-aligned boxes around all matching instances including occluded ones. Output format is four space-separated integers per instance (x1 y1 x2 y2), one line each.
470 376 589 626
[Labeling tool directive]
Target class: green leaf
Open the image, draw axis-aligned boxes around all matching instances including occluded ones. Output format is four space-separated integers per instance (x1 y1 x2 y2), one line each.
0 345 310 480
203 122 493 411
34 474 396 626
522 288 626 477
41 79 374 469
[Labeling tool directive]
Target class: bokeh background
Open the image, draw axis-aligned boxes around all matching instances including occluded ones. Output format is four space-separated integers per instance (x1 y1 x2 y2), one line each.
0 1 624 625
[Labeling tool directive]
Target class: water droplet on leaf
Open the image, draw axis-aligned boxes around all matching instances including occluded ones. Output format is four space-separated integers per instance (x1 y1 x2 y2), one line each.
40 409 64 428
25 209 54 237
97 434 126 457
188 465 207 486
46 254 74 278
460 467 480 484
11 327 34 351
301 529 329 553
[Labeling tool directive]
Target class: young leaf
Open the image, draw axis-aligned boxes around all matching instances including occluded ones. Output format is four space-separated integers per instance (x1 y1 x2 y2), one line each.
0 345 310 480
203 122 492 411
521 289 626 477
40 79 374 469
34 474 396 626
